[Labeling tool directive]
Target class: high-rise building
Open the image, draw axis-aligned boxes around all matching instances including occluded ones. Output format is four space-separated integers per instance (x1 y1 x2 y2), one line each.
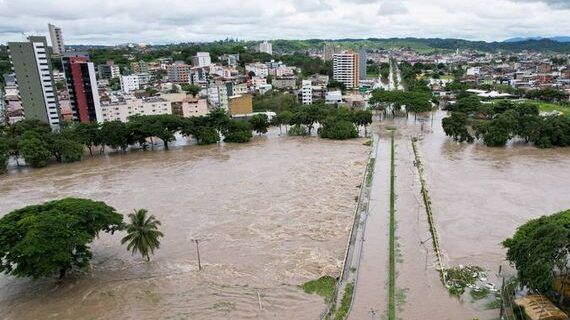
191 52 212 67
332 52 360 90
299 80 313 105
130 60 149 73
207 84 229 110
167 62 191 83
62 52 103 123
358 49 367 81
120 75 140 93
323 43 340 61
98 61 121 79
48 24 65 55
0 89 4 124
8 36 61 127
259 41 273 55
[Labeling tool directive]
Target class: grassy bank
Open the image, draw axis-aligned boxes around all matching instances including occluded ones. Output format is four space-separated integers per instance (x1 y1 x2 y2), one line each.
411 138 445 284
534 101 570 114
301 276 336 303
388 130 396 320
333 283 354 320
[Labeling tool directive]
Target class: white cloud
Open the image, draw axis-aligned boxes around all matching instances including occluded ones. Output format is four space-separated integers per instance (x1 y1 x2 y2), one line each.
0 0 568 44
512 0 570 9
378 1 409 15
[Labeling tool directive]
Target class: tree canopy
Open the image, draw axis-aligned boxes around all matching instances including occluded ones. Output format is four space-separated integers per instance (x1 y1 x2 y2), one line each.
442 101 570 148
442 112 474 143
369 89 432 116
0 198 124 279
121 209 163 261
181 84 201 97
249 114 269 135
503 210 570 294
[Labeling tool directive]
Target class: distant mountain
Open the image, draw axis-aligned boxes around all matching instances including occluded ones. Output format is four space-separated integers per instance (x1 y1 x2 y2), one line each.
504 36 570 43
270 38 570 54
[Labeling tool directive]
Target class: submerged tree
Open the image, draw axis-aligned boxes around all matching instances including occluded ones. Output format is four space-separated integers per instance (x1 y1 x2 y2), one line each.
17 134 53 168
249 114 269 135
503 210 570 302
121 209 164 261
223 120 253 143
352 110 373 136
442 112 474 143
0 198 124 279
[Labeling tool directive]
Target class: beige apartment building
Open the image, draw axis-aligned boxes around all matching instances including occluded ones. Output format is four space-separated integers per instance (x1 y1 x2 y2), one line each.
101 97 172 122
181 97 208 117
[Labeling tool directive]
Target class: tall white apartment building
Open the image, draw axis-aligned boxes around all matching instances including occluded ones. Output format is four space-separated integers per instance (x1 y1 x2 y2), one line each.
120 75 140 93
230 83 249 96
8 36 61 127
299 80 313 105
48 23 65 55
110 64 121 78
98 62 121 79
192 52 212 67
0 90 4 125
207 85 229 110
259 41 273 55
245 63 269 78
332 52 360 90
137 73 152 86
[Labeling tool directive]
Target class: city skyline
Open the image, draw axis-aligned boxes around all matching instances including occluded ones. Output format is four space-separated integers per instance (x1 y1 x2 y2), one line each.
0 0 569 45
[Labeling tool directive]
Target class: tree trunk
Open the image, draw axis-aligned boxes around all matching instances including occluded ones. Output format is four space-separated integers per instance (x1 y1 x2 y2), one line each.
59 267 67 279
558 273 569 306
88 146 93 156
164 140 169 150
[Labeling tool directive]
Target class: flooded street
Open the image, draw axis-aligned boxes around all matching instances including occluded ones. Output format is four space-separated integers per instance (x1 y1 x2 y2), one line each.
0 132 369 320
363 111 570 320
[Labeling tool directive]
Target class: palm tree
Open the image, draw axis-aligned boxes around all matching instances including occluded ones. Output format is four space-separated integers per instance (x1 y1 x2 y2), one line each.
121 209 164 261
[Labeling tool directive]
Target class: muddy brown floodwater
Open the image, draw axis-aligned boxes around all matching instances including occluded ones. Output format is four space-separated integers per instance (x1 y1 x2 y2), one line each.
0 132 369 320
375 111 570 320
422 111 570 272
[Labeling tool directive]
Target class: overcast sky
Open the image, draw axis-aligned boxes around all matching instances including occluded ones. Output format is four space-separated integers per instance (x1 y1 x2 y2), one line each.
0 0 569 45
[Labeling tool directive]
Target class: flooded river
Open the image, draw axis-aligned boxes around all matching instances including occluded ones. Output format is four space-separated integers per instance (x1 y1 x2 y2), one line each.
0 132 369 320
2 111 569 320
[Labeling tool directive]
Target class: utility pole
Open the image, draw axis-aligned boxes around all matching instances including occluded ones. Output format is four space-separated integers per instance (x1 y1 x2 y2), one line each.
192 239 202 271
420 236 432 271
499 264 505 319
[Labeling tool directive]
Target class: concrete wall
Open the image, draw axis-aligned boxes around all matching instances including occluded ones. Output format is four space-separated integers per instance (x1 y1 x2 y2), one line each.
229 95 253 116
